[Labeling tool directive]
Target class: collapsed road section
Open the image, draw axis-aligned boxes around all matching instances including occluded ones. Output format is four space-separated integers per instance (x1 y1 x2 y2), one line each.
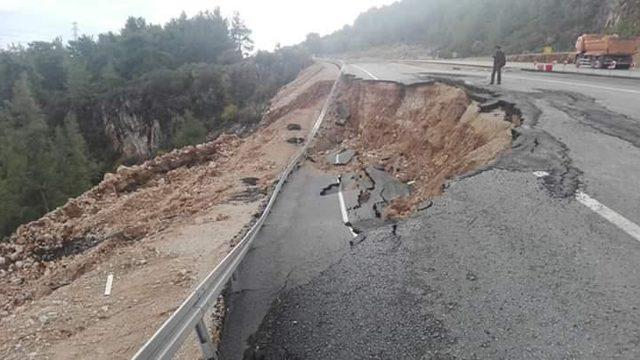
312 76 521 232
237 61 640 359
221 75 527 359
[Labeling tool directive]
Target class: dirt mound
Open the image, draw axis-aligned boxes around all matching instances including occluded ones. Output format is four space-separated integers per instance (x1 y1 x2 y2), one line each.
314 76 518 218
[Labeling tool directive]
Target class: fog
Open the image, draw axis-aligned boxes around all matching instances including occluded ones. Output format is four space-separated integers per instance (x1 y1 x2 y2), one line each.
0 0 396 49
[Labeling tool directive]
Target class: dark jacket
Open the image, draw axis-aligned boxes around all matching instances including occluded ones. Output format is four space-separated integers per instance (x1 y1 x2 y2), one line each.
493 50 506 68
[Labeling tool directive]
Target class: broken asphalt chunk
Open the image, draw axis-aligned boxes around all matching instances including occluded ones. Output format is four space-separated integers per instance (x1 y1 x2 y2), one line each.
380 180 410 203
479 100 502 113
326 149 357 166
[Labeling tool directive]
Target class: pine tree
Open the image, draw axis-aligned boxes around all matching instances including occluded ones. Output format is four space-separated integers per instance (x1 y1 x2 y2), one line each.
230 12 254 57
66 58 93 101
100 62 125 89
51 113 93 204
0 110 28 236
6 74 57 218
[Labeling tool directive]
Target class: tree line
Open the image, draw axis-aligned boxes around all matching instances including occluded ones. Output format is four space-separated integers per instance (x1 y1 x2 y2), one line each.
305 0 638 58
0 9 312 238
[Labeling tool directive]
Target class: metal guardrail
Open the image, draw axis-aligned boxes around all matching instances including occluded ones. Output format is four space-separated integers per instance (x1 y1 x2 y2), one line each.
132 62 343 360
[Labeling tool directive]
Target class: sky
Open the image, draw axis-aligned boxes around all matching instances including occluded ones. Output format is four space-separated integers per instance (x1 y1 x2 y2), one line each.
0 0 397 50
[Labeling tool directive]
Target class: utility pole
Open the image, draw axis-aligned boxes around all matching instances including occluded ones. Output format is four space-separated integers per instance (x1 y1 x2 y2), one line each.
72 22 79 41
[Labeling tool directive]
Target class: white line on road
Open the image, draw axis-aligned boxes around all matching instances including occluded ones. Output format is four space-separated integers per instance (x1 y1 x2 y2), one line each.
534 171 640 242
104 273 114 296
575 191 640 242
351 64 379 80
533 171 550 178
337 177 358 238
337 178 350 224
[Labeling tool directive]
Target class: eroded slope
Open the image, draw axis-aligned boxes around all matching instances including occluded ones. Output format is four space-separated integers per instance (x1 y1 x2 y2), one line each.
313 76 519 223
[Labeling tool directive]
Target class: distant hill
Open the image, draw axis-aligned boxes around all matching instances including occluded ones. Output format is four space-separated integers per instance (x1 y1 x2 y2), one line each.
307 0 640 57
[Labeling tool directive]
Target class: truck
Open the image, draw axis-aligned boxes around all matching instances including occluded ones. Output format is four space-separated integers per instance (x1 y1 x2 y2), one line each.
575 34 639 69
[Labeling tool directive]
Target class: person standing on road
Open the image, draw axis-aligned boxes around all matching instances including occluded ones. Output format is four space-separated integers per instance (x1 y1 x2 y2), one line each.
490 46 506 85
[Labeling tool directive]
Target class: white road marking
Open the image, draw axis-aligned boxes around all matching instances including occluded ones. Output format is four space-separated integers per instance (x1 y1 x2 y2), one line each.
104 273 114 296
533 171 550 178
575 191 640 242
337 177 358 238
533 171 640 242
347 226 358 238
351 64 379 80
337 179 350 224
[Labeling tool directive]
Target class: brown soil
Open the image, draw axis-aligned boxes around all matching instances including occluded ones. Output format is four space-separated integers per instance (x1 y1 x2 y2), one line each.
0 62 338 359
312 76 517 218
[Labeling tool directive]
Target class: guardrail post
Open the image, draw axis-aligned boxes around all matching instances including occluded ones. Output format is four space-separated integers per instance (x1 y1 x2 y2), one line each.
195 319 218 360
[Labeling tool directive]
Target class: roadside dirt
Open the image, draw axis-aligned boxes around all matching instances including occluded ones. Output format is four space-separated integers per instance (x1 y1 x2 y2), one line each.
0 62 338 360
312 76 519 219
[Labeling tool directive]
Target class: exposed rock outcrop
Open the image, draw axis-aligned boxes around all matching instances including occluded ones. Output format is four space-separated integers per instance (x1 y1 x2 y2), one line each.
100 97 164 162
606 0 640 31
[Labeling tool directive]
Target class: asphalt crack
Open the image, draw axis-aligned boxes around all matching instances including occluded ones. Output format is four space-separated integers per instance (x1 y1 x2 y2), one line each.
319 182 340 196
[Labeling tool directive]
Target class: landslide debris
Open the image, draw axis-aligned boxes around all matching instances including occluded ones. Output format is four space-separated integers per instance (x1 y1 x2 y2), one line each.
0 62 339 324
0 137 241 308
313 76 519 222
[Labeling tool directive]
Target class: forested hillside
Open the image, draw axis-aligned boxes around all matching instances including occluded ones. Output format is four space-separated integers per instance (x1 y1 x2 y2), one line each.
0 9 311 238
307 0 640 57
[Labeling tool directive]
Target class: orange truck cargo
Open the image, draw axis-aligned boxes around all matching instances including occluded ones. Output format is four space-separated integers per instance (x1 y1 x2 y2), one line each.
576 34 639 69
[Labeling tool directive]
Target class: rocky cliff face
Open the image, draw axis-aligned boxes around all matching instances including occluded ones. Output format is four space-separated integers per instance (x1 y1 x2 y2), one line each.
101 99 163 162
607 0 640 33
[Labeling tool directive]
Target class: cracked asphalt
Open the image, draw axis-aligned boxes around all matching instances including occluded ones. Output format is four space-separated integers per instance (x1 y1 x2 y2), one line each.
221 62 640 359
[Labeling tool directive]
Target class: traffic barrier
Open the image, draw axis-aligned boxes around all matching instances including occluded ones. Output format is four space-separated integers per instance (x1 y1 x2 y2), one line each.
534 63 554 72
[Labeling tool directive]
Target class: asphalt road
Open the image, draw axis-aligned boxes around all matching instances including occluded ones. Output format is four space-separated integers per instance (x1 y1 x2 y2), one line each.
221 61 640 359
219 165 352 358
